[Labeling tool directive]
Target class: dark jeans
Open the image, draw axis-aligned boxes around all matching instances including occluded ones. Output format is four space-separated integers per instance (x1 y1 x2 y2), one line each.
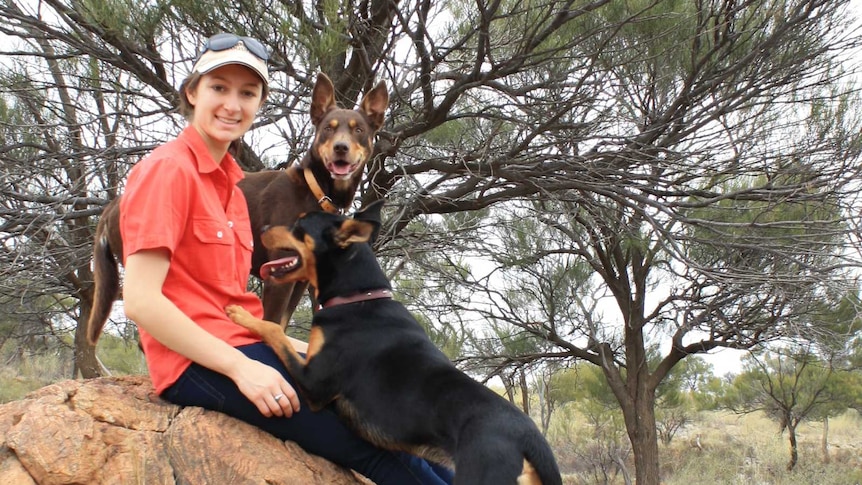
162 342 454 485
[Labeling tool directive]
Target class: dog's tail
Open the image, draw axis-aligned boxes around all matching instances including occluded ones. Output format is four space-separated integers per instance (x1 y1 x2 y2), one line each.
86 215 121 346
520 431 563 485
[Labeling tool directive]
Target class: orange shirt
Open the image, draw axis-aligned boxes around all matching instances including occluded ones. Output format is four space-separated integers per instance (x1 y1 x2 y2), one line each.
120 126 262 393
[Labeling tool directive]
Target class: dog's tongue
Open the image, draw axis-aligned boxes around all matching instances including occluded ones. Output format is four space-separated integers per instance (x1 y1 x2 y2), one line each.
331 162 353 177
260 256 298 279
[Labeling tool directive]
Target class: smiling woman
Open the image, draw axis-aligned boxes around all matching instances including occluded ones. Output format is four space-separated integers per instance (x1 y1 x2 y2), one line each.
177 36 270 163
185 64 264 162
116 32 454 485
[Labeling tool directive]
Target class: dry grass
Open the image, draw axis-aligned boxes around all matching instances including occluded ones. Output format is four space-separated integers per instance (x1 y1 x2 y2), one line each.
0 335 146 404
547 407 862 485
3 349 859 484
662 410 862 485
0 350 71 403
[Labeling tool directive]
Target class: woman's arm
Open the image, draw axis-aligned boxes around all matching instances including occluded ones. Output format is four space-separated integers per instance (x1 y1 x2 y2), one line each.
123 249 300 417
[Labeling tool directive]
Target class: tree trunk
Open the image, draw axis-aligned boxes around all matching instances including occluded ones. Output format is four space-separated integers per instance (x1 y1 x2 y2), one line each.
536 377 550 434
74 303 103 379
821 416 830 464
611 453 633 485
600 315 662 485
502 373 515 405
519 368 530 415
786 421 799 471
627 396 661 485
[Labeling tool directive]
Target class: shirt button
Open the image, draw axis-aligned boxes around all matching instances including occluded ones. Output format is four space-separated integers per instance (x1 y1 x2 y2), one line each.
228 221 234 228
216 231 223 238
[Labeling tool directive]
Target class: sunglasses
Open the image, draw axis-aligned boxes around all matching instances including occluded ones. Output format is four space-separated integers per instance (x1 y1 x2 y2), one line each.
200 33 270 62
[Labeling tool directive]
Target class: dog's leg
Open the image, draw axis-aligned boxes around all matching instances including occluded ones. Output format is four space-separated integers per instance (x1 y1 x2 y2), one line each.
226 305 308 368
283 281 310 321
262 282 295 329
517 459 542 485
226 305 338 411
453 437 532 485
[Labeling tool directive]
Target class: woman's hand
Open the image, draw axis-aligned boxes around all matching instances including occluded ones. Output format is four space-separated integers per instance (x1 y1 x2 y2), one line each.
230 357 301 417
124 249 301 418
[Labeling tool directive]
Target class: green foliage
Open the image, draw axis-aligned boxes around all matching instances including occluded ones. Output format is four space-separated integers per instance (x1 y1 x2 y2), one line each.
72 0 171 59
0 373 45 404
544 368 633 482
0 348 71 403
571 362 619 409
413 311 465 360
547 366 580 406
685 167 845 275
597 0 699 74
691 373 733 411
306 0 350 70
0 77 46 158
725 348 856 427
673 356 715 392
808 290 862 359
95 334 148 376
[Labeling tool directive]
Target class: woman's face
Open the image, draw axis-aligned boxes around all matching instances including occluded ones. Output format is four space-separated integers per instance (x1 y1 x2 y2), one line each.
186 64 264 156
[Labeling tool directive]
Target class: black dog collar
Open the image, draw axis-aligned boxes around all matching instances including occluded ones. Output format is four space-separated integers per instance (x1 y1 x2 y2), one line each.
321 289 393 309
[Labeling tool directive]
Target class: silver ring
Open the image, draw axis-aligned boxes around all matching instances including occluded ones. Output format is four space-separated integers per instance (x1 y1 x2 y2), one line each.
274 393 285 402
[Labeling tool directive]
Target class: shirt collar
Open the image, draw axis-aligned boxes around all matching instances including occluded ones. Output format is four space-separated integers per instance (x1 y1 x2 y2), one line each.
179 126 245 185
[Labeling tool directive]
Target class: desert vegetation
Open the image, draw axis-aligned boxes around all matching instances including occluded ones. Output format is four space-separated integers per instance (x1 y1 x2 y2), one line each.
3 340 859 484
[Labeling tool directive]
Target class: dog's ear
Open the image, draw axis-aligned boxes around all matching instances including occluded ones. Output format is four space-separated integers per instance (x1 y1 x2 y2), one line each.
359 81 389 131
333 219 375 249
311 73 337 126
353 199 384 245
354 199 385 225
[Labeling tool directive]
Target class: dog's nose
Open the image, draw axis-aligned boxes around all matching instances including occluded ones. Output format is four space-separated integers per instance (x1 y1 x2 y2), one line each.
334 141 349 154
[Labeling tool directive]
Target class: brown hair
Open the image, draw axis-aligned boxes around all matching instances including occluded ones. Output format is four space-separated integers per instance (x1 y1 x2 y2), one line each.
178 72 203 121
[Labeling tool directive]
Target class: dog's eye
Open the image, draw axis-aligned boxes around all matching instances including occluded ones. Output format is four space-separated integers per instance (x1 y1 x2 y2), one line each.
354 127 363 134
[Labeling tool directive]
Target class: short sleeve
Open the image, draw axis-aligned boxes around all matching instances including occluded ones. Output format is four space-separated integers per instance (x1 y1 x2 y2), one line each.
120 152 196 262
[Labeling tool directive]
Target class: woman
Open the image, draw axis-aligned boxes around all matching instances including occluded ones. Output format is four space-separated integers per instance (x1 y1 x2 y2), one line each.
121 33 453 485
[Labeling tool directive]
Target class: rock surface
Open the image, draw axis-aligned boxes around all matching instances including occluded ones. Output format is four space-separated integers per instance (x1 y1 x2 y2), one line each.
0 375 371 484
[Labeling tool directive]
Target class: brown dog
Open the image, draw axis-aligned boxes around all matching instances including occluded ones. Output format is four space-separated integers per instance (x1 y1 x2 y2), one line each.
87 73 389 345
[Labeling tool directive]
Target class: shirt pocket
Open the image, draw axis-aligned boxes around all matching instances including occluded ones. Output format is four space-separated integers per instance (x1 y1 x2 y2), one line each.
233 224 254 277
190 218 235 283
233 223 254 252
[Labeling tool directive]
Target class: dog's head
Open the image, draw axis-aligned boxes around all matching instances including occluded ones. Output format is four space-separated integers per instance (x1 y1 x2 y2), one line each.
259 200 384 291
307 73 389 182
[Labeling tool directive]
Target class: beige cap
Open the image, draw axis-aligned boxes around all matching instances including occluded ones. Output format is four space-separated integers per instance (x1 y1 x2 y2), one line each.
192 42 268 85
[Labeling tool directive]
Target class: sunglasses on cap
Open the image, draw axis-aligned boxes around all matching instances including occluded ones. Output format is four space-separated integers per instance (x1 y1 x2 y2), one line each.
200 33 270 62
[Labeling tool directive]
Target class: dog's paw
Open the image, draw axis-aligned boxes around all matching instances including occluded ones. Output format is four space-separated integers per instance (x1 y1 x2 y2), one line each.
225 305 252 323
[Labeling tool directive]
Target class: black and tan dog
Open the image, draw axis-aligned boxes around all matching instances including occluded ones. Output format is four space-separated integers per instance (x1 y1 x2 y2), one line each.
87 73 388 345
225 201 562 485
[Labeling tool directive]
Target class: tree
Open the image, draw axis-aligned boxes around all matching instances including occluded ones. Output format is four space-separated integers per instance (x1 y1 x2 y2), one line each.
559 363 634 485
2 1 862 483
726 346 859 470
381 2 862 481
722 290 862 469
